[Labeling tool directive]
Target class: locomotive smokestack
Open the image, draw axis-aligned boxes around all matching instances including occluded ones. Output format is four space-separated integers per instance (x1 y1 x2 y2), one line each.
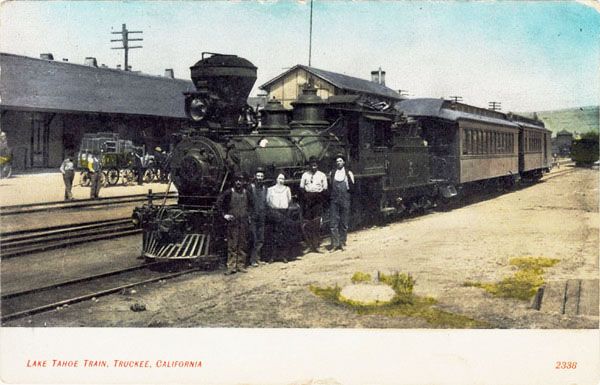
188 53 257 130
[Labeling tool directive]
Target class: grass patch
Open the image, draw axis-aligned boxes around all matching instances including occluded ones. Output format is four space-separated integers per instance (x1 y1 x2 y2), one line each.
351 271 372 283
464 256 559 301
310 271 490 328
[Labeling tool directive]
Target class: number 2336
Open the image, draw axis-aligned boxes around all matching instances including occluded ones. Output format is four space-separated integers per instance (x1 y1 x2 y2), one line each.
555 361 577 369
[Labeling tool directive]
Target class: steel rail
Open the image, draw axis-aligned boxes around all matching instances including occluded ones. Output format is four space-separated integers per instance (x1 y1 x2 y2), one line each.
0 192 177 216
1 220 141 259
1 266 201 323
0 217 131 237
1 263 158 299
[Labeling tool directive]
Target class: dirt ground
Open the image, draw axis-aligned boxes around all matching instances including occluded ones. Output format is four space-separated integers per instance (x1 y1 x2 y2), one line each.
5 167 599 328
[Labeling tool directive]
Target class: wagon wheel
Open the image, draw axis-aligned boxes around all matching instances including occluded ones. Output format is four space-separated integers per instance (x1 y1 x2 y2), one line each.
0 164 12 179
79 171 91 187
106 168 120 185
121 169 134 185
100 171 108 187
143 169 155 183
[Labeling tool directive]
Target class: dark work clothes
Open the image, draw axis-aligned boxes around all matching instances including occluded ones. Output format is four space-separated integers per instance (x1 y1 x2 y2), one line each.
217 187 254 271
303 191 324 220
229 189 249 219
329 169 354 248
226 218 249 271
301 191 326 250
250 184 267 264
60 158 75 200
265 204 303 262
63 171 74 200
90 171 101 199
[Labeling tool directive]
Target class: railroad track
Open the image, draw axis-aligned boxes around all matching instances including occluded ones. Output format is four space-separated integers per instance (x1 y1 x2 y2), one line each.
542 166 577 181
0 218 141 258
0 191 177 216
1 263 201 323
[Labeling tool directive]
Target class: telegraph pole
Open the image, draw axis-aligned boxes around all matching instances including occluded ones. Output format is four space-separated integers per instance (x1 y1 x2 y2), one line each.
488 101 502 111
308 0 314 66
449 95 463 103
111 23 143 71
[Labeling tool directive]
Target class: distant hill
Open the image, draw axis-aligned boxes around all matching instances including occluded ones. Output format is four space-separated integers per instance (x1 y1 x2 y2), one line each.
518 106 599 137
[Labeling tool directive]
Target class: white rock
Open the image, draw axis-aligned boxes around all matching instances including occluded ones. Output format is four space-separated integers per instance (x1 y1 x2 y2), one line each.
338 283 395 305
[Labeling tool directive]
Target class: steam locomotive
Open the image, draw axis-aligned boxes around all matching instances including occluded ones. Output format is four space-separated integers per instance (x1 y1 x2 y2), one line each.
134 53 551 264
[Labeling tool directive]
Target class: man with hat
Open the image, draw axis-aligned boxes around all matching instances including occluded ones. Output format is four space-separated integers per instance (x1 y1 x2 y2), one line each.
299 156 328 252
328 154 354 251
59 154 76 200
249 167 267 266
217 171 254 274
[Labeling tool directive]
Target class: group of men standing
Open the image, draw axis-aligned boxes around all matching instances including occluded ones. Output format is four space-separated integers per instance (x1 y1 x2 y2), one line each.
218 154 354 275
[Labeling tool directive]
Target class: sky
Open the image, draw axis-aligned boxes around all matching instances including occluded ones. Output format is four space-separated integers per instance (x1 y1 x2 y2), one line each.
1 0 599 112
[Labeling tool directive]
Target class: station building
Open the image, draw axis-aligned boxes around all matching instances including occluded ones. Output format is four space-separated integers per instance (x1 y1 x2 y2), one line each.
552 130 574 157
259 65 404 109
0 52 193 171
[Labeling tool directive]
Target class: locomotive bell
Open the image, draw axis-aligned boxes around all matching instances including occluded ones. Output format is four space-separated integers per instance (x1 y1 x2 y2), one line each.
260 98 290 131
289 84 329 129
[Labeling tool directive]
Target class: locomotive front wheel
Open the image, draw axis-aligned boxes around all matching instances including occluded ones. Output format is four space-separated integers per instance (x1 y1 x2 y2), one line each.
107 168 120 185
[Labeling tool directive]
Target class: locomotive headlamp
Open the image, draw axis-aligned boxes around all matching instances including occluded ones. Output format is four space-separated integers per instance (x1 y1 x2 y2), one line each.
187 97 208 121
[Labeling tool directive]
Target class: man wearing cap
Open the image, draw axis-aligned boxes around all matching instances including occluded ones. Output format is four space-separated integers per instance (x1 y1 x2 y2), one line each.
217 172 254 275
59 154 76 200
328 154 354 251
300 156 328 252
249 167 267 266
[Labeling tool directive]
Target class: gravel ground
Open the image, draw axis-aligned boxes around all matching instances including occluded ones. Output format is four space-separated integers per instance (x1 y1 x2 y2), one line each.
3 167 598 328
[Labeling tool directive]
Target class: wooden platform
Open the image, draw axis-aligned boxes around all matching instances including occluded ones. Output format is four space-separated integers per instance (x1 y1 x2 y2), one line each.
532 279 599 316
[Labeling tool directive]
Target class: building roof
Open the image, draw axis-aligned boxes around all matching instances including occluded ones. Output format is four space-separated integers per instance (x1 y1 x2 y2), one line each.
0 52 194 118
259 64 403 101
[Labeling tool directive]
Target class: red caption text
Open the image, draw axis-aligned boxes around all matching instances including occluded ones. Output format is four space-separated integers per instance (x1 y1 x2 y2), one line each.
26 359 202 369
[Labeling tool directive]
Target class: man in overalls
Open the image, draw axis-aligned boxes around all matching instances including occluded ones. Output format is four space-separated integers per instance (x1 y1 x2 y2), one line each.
329 155 354 251
217 172 254 275
249 167 267 266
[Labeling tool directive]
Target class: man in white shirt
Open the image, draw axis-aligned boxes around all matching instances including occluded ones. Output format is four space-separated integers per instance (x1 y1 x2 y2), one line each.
59 155 75 200
300 156 328 252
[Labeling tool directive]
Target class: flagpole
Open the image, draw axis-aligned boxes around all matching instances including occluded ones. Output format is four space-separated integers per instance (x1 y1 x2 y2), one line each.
309 0 313 66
